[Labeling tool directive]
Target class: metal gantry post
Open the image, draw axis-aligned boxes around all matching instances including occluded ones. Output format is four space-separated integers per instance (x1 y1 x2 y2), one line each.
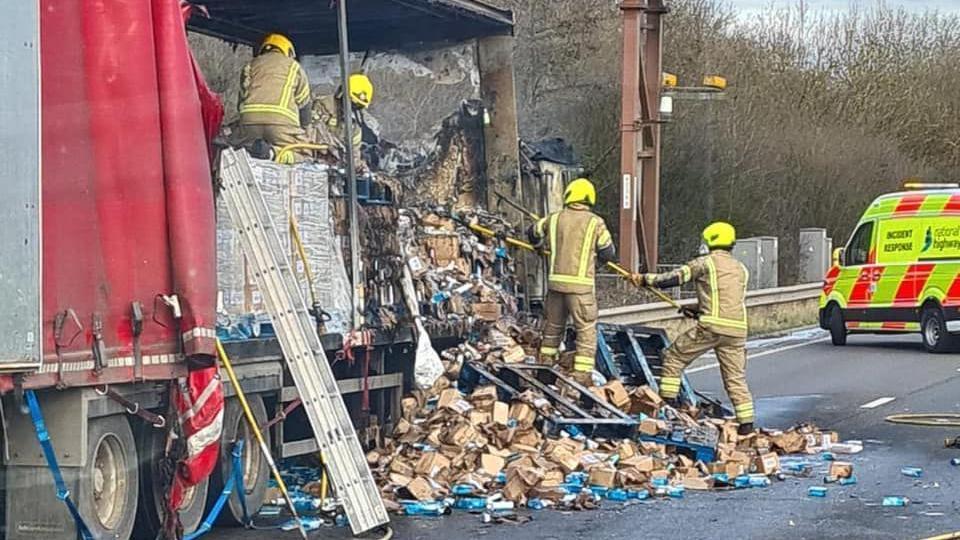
619 0 667 272
336 0 363 328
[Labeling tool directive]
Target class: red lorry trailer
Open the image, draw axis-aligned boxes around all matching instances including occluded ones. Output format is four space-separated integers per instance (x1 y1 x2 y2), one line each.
1 1 229 538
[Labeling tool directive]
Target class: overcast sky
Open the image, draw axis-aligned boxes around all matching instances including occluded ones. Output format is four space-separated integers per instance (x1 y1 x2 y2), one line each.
729 0 960 14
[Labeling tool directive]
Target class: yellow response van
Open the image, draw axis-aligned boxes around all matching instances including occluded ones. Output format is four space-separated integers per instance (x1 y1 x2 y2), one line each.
819 186 960 352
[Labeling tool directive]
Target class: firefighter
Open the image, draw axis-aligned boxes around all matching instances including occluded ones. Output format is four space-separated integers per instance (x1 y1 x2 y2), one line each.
309 73 374 170
234 33 313 163
529 178 616 387
633 222 755 435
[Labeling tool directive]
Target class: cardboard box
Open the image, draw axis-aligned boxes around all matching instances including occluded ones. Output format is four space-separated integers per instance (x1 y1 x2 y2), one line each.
446 423 482 447
754 452 780 475
588 466 617 488
438 388 473 415
388 472 412 487
509 402 537 426
724 462 746 477
424 235 460 262
502 476 527 502
480 454 506 476
620 455 654 472
405 477 435 501
684 476 714 491
603 380 632 411
492 402 510 425
650 469 669 483
473 302 502 321
470 386 498 408
469 411 491 426
617 467 649 487
415 452 451 478
515 467 545 486
540 470 565 488
401 397 419 420
630 386 664 416
639 418 666 436
389 458 415 477
617 441 638 460
829 461 853 479
548 446 581 473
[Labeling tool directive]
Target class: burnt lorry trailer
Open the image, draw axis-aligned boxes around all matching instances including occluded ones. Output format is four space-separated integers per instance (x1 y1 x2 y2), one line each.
0 0 515 539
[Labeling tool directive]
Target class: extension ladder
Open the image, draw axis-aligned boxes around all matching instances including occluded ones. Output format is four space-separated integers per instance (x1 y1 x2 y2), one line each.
218 148 388 534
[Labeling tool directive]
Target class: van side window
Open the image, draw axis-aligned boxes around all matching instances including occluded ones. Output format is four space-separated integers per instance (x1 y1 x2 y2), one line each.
847 222 874 266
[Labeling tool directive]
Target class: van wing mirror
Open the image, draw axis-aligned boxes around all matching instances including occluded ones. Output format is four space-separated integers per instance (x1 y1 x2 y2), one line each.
832 247 845 267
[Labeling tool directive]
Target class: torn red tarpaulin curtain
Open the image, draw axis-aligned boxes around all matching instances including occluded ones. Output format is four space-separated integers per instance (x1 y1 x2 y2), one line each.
181 1 225 161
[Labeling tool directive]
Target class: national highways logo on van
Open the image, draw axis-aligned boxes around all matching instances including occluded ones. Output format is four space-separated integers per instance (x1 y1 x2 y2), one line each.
922 227 933 253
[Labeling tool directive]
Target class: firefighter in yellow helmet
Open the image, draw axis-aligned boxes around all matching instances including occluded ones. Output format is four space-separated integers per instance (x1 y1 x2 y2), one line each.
633 222 755 435
309 73 374 170
234 33 315 163
529 178 616 387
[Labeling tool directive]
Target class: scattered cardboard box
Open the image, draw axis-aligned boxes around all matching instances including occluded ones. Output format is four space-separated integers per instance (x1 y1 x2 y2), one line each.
829 461 853 479
415 452 451 477
405 477 435 501
492 401 510 425
509 402 537 426
480 454 506 476
603 380 631 411
472 302 502 321
754 452 780 475
588 466 617 488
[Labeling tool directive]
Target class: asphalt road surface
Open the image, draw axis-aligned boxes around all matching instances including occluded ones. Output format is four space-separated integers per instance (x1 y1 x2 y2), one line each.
213 329 960 540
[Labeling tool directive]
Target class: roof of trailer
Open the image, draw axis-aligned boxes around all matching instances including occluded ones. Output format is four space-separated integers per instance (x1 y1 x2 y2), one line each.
188 0 514 55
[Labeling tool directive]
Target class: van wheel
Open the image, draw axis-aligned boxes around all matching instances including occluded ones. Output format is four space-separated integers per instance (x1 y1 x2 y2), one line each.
828 305 847 346
79 415 139 540
922 305 954 353
206 395 270 526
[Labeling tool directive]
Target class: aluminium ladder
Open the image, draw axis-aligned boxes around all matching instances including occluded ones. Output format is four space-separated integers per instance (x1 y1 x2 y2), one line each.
218 148 388 534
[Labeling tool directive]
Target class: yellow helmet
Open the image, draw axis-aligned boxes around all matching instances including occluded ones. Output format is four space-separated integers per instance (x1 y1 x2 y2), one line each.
260 33 295 57
702 221 736 249
348 73 374 109
564 178 596 207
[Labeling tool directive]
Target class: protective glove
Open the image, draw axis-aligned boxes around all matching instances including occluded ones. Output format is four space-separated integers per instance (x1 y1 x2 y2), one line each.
679 307 700 319
629 273 646 287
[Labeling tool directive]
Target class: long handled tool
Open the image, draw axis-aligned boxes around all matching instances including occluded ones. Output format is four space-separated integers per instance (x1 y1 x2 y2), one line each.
462 213 688 313
216 340 309 540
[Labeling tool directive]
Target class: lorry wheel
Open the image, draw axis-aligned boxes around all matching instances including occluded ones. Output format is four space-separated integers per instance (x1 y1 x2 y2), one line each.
207 395 270 526
133 423 209 539
78 415 139 539
828 305 847 346
922 306 954 353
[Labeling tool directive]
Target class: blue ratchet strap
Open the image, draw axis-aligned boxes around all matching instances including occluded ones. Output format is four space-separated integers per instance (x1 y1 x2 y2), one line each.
25 390 95 540
184 440 249 540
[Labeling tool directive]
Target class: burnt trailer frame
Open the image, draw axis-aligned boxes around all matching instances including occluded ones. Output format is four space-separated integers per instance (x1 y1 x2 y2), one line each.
188 0 518 456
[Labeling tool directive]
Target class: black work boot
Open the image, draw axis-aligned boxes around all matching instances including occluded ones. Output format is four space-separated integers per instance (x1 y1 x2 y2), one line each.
664 397 681 410
737 422 755 436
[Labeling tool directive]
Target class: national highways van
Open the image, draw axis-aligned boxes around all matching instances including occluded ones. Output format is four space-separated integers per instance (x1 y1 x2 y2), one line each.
819 185 960 352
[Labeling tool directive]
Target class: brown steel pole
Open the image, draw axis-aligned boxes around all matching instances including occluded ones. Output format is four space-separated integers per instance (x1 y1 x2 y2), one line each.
641 1 664 271
619 0 666 272
619 3 642 272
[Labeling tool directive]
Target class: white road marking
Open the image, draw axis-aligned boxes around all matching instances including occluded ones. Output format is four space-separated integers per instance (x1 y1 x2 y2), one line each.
686 337 831 374
860 396 896 409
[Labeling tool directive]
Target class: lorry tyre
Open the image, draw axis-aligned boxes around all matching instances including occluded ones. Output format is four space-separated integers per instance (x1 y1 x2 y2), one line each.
133 422 209 539
828 305 847 346
79 415 139 540
207 394 270 526
922 305 953 353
